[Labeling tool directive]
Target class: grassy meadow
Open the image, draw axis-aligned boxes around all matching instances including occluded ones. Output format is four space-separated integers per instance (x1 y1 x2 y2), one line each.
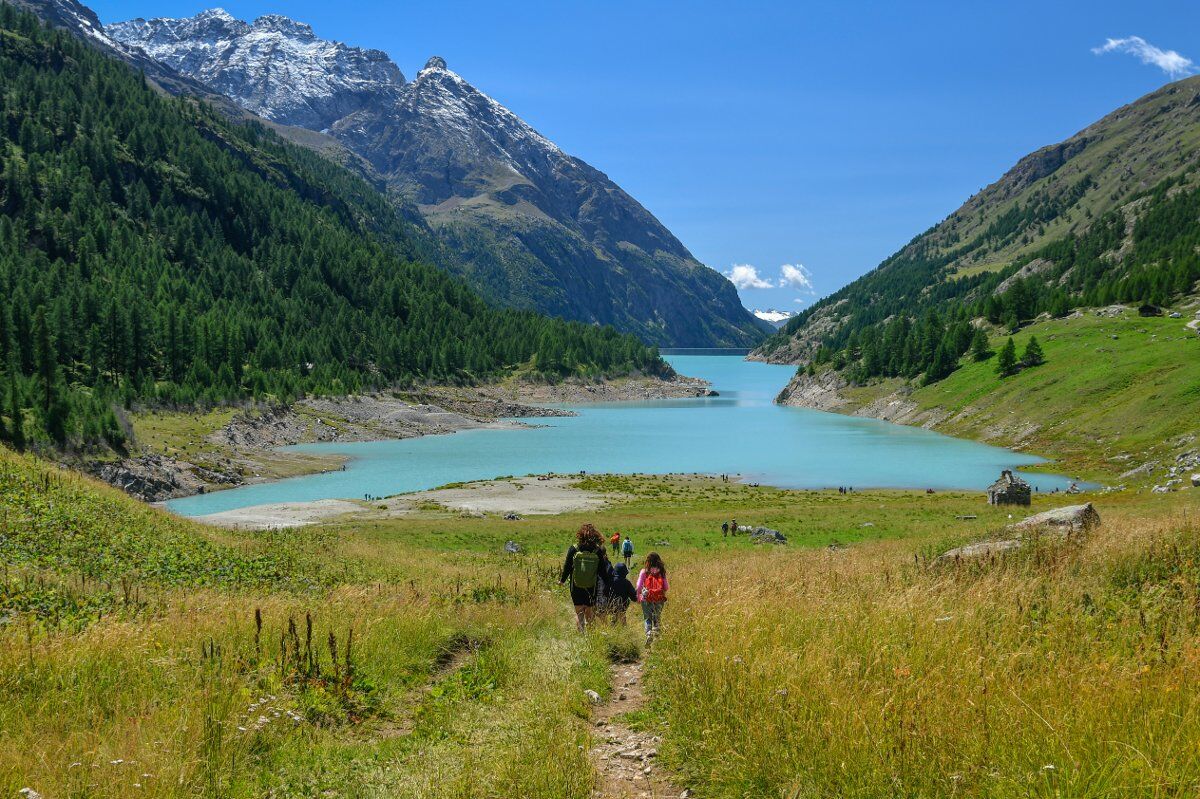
2 445 1200 797
836 311 1200 480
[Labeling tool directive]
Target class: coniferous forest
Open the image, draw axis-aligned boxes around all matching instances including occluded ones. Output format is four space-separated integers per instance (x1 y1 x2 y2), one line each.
768 174 1200 387
0 6 665 451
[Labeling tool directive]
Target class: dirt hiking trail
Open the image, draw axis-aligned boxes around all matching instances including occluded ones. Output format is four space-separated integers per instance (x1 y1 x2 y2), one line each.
590 659 687 799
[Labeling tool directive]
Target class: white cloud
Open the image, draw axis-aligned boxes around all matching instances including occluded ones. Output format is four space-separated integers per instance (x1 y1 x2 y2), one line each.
778 263 815 291
1092 36 1195 79
725 264 773 290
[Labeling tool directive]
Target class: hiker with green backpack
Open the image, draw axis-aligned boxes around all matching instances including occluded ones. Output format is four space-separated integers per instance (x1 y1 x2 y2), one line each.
559 523 612 632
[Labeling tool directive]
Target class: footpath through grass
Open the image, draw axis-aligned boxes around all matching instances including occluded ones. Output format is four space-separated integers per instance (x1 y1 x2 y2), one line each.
3 444 1200 797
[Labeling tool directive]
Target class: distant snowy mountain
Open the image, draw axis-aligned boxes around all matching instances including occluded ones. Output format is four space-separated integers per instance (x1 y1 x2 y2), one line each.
109 9 769 348
753 309 796 328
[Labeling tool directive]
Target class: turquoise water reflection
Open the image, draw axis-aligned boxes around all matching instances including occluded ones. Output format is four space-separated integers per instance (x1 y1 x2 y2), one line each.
167 355 1073 516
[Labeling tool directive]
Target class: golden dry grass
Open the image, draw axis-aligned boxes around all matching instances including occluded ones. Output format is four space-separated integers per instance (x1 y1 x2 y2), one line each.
647 500 1200 797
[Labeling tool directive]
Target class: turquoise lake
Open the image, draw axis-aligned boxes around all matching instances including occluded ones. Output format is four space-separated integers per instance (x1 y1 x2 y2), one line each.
167 354 1075 516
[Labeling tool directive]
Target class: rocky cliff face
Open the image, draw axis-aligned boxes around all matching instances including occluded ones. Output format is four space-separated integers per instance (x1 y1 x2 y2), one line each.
109 10 406 130
110 11 768 347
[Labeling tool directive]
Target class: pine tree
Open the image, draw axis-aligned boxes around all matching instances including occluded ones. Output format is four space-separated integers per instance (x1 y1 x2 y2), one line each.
1022 336 1045 367
996 337 1019 377
923 340 957 385
970 328 992 361
8 378 24 451
32 307 56 413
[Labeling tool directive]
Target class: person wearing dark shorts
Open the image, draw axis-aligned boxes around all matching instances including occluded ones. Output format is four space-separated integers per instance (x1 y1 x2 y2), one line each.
560 523 608 631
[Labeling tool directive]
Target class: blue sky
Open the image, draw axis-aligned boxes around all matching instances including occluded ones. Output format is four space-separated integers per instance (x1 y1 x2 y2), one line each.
91 0 1198 312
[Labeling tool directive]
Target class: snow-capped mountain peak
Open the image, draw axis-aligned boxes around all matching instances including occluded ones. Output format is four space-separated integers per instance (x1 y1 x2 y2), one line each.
109 9 405 130
753 308 796 327
99 6 768 346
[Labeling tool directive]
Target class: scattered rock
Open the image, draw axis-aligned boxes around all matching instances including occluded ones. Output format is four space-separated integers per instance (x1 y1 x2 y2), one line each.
18 789 42 799
503 540 522 554
584 689 602 704
1192 474 1200 488
749 526 787 544
1119 461 1158 479
1009 503 1100 533
503 512 522 521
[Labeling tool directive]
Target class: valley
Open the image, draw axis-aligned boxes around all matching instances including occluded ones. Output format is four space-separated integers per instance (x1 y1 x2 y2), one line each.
1 0 1200 797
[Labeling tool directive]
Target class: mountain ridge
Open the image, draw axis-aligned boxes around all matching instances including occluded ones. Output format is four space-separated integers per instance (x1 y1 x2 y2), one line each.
753 73 1200 365
109 8 769 347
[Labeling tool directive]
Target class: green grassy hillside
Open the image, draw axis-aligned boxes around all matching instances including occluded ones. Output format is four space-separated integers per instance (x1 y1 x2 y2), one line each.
910 312 1198 476
803 308 1199 480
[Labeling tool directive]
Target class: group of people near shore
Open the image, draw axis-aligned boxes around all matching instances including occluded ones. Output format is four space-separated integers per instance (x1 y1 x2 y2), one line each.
559 524 668 640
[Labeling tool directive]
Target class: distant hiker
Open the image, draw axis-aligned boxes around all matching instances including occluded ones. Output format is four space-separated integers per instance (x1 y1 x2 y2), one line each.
637 552 669 642
622 535 634 566
730 519 738 535
603 562 638 626
610 531 621 555
721 521 729 537
559 523 608 632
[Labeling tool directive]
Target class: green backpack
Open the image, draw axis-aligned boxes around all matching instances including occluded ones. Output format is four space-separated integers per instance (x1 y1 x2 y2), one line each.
572 550 600 589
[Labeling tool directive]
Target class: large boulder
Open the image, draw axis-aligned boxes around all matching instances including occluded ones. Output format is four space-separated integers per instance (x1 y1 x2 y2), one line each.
1010 503 1100 533
937 539 1022 563
749 527 787 544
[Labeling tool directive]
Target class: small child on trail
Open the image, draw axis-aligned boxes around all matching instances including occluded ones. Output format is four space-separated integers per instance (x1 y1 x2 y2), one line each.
603 562 638 625
636 552 668 642
622 535 634 567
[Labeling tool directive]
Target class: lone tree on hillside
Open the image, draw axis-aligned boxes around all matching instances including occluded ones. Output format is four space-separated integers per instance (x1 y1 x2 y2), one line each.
970 328 992 361
996 337 1019 377
1022 336 1045 367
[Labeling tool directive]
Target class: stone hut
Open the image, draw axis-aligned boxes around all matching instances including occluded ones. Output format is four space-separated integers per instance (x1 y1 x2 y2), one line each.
987 469 1031 506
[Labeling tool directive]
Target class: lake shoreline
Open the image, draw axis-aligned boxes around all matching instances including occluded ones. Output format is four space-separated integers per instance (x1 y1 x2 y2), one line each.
100 374 713 503
189 474 615 529
164 356 1085 520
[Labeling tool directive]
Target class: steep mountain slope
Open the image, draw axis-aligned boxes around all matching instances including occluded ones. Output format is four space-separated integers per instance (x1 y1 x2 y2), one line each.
750 76 1200 480
0 4 664 451
754 75 1200 365
109 11 769 347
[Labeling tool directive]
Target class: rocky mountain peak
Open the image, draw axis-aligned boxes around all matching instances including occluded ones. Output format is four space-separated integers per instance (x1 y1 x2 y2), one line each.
108 9 406 129
102 5 769 347
250 13 315 38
